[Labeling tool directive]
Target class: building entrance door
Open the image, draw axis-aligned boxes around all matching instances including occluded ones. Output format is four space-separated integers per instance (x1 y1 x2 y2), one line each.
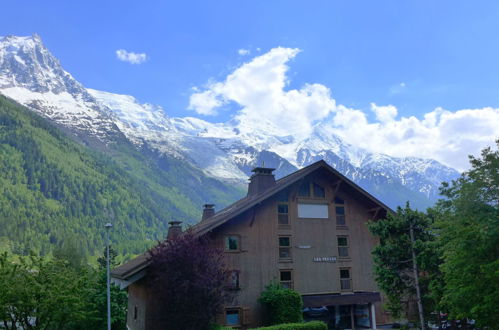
304 303 373 329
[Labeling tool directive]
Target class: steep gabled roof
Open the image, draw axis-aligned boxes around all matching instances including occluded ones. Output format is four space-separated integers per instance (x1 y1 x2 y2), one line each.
191 160 392 236
111 160 393 281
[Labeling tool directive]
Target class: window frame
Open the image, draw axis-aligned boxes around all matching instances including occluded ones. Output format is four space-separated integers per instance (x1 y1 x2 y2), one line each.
297 203 329 219
226 269 240 290
334 197 347 227
312 182 326 198
278 236 292 260
277 202 289 225
340 267 352 291
297 181 326 199
224 235 241 252
279 269 294 289
224 308 241 327
337 236 349 258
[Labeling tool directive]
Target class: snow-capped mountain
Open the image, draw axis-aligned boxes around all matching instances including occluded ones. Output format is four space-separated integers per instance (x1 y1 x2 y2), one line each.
0 35 460 208
0 34 122 142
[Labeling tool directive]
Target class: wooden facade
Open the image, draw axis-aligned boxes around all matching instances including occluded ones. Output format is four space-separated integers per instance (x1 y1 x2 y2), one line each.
112 161 392 329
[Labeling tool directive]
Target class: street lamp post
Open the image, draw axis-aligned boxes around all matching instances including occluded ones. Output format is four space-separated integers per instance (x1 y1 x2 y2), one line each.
105 222 112 330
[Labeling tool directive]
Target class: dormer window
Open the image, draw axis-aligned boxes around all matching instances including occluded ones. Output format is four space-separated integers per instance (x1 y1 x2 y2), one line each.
298 182 325 198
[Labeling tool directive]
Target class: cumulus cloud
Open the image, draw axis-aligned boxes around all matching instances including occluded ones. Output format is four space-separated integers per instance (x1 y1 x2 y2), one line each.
371 103 398 123
238 48 250 56
116 49 147 64
188 47 499 171
332 105 498 171
189 47 336 138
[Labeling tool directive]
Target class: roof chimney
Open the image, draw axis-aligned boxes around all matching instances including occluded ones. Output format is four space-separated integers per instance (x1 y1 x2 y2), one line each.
247 167 276 196
202 204 215 221
167 220 182 240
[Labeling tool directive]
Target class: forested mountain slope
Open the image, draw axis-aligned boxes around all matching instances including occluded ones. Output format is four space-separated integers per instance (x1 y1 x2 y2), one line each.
0 95 243 256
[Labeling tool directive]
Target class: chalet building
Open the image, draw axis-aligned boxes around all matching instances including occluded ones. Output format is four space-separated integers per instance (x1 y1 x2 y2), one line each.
112 160 392 329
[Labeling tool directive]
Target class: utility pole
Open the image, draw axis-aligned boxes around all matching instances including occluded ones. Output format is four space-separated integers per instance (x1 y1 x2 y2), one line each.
409 220 425 329
105 222 113 330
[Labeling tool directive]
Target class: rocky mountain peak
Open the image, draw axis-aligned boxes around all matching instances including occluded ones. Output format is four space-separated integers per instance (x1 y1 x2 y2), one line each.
0 34 91 98
0 35 121 142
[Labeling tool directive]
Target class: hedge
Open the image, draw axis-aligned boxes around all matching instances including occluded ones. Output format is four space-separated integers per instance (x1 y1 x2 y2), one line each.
250 321 327 330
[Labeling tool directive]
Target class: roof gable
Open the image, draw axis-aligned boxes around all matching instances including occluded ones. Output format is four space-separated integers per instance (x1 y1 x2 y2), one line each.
192 160 393 236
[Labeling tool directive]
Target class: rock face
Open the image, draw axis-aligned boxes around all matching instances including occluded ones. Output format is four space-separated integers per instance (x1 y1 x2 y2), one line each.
0 35 122 142
0 34 460 209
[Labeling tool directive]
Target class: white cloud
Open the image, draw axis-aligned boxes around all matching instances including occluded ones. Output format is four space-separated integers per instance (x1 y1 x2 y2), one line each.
116 49 147 64
189 47 335 138
238 48 250 56
188 47 499 171
371 103 398 123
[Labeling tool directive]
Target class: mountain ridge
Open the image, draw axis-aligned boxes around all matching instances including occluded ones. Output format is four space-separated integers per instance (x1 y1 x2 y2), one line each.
0 34 460 209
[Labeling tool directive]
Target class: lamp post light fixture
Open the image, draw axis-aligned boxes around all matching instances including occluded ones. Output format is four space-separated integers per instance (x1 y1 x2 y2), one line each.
105 222 112 330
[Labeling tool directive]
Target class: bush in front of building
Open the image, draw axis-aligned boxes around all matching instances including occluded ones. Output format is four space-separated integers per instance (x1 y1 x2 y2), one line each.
211 325 235 330
259 282 303 325
250 320 327 330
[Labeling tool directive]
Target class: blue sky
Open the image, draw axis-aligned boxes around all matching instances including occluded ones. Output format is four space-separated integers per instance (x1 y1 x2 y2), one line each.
1 1 498 170
2 0 499 120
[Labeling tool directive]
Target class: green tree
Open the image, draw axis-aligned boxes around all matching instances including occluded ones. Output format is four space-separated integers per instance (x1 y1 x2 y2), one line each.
435 140 499 328
368 204 441 327
259 282 303 326
52 233 87 269
0 251 96 329
91 246 128 330
147 232 231 330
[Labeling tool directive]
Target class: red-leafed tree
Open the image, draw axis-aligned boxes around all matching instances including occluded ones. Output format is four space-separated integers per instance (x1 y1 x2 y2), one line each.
147 231 231 330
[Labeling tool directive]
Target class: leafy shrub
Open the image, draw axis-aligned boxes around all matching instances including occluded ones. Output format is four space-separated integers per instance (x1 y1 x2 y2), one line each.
250 320 327 330
259 282 303 325
211 325 234 330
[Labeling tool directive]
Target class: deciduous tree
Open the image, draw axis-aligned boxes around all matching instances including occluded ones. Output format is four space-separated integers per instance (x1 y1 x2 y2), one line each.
435 140 499 328
0 252 96 329
147 231 231 330
368 204 441 327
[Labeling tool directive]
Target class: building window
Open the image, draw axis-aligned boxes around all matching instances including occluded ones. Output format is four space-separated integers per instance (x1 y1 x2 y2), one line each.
298 182 326 199
278 203 289 225
313 183 325 198
277 190 289 202
340 268 352 291
297 203 329 219
298 182 311 197
337 236 349 258
279 236 291 260
225 235 240 251
225 309 240 326
227 270 240 289
354 304 372 328
335 197 346 226
280 270 293 289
